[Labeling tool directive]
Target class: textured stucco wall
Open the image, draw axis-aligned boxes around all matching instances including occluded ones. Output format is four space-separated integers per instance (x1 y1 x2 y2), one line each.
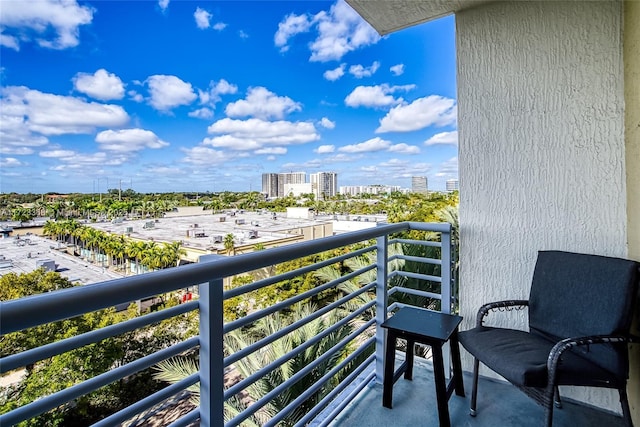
624 1 640 424
456 1 627 412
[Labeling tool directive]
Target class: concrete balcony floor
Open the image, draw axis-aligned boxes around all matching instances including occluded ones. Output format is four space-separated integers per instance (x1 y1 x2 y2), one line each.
330 356 626 427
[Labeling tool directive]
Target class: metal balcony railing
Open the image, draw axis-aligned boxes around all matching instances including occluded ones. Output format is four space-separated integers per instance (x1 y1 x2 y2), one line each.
0 221 452 427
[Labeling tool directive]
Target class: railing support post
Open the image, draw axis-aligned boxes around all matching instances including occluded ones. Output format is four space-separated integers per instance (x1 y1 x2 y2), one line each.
199 272 224 427
375 229 389 384
440 225 452 315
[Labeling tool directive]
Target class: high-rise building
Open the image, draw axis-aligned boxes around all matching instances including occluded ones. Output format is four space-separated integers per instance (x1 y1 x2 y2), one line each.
446 179 459 192
262 173 279 198
411 176 428 194
311 172 337 199
278 172 306 197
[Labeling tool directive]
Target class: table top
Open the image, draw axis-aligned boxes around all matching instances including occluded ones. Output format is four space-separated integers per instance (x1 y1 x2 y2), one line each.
381 307 462 342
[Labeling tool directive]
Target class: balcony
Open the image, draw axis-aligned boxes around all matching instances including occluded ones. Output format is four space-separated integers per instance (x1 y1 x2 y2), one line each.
0 222 627 426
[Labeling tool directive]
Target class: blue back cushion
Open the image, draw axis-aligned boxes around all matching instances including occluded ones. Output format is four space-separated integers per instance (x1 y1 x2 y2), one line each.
528 251 639 377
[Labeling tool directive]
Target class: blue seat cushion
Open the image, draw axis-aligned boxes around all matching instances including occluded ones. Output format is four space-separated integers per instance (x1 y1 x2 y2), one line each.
458 326 621 388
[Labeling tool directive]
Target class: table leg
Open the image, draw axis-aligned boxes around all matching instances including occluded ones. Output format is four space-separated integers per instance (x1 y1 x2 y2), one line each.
450 330 465 397
404 338 415 380
383 330 396 408
432 344 451 427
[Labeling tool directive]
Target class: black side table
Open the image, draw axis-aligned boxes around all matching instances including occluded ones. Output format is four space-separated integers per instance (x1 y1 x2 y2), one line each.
381 306 465 427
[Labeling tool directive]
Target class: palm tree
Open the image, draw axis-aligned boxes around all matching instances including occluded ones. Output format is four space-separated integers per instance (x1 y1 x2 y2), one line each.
154 305 356 426
126 240 146 274
140 241 159 271
108 235 127 273
42 220 59 241
81 227 102 263
164 241 186 267
223 234 235 256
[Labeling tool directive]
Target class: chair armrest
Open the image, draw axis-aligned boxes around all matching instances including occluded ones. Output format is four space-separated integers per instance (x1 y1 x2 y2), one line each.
476 300 529 327
547 335 638 381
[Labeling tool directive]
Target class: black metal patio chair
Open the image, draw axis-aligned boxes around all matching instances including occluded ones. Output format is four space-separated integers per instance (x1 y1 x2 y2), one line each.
458 250 639 427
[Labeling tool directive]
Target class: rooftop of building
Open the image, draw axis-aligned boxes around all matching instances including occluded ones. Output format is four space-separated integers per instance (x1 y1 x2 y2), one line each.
0 234 122 285
86 208 333 251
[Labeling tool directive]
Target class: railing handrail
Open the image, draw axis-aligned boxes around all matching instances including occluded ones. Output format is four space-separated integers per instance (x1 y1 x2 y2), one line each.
1 220 453 427
1 221 449 334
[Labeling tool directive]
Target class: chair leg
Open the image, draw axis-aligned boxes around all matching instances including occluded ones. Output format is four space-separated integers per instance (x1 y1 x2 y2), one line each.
470 358 479 416
554 386 562 409
619 387 633 427
544 383 556 427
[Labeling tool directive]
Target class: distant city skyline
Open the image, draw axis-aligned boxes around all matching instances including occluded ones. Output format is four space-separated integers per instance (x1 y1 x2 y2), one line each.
0 1 458 194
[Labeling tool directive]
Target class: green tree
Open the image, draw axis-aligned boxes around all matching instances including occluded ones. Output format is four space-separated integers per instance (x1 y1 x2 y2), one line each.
0 271 198 426
154 304 356 426
126 240 147 274
11 207 33 223
224 233 235 256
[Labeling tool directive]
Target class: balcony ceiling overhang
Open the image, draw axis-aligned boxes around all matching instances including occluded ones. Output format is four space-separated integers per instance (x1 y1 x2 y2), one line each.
345 0 496 35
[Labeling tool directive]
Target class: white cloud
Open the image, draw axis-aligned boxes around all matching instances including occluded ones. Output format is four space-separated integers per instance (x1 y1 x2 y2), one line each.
255 147 287 155
213 22 227 31
205 117 319 150
274 13 314 52
435 156 458 176
339 137 391 153
73 69 125 101
238 30 249 39
315 145 335 154
158 0 170 11
189 107 214 119
95 128 169 152
425 131 458 146
323 64 345 81
373 158 432 178
127 90 143 103
0 157 25 167
146 75 197 111
1 33 20 50
0 0 93 50
390 64 405 76
1 86 129 142
349 61 380 78
309 2 380 62
319 117 335 129
0 107 49 154
344 84 415 108
194 7 212 29
145 165 185 176
389 143 420 154
276 1 380 62
1 146 36 155
377 95 457 133
225 87 301 120
48 151 129 170
198 79 238 105
40 149 76 158
182 146 230 165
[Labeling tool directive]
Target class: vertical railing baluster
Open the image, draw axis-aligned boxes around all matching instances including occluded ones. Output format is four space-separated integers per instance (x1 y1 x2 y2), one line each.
375 229 389 384
440 224 453 378
199 275 224 427
440 225 452 315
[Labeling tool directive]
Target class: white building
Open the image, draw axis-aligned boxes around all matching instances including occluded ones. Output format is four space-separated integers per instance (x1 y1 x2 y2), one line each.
310 172 337 199
411 176 428 194
446 179 459 192
284 183 312 198
339 185 401 196
261 173 279 198
278 172 306 198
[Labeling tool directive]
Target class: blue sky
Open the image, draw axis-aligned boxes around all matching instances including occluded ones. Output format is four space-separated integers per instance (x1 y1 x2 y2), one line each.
0 0 458 194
